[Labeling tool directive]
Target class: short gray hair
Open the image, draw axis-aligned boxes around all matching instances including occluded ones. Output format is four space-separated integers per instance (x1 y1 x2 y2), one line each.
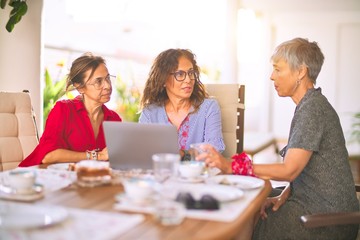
271 38 324 84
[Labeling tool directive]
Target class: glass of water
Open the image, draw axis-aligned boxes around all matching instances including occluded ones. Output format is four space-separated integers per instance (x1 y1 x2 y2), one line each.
152 153 180 183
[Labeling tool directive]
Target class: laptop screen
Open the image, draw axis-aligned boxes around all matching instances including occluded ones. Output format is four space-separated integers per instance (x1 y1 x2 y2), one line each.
103 121 179 170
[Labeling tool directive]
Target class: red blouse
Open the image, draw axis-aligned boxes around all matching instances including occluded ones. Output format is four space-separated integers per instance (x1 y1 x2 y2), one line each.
19 96 122 167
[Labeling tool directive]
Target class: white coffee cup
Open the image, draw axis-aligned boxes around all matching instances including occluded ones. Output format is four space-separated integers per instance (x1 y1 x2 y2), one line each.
7 170 36 194
178 161 205 179
122 177 155 201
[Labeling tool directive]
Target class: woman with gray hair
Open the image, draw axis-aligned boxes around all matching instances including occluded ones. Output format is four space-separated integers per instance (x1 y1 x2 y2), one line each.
196 38 359 239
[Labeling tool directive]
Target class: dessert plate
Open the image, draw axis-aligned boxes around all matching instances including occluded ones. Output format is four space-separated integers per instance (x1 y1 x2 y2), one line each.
207 175 265 190
0 203 68 229
76 175 112 187
47 163 70 171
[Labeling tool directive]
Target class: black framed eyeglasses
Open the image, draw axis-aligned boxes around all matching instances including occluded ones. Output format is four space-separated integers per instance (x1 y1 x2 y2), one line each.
175 192 219 210
170 69 198 82
87 74 115 90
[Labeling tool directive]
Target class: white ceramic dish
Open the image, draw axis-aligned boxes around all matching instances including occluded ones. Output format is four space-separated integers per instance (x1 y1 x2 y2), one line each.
76 176 112 188
122 177 155 201
0 184 44 201
0 204 68 229
166 183 244 202
176 176 204 183
7 169 36 192
178 161 204 179
47 163 70 171
207 175 265 190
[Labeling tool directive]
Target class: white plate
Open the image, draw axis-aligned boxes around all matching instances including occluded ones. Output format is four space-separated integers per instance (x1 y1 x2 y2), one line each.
47 163 70 171
176 176 204 183
166 183 244 202
0 204 68 229
207 175 265 190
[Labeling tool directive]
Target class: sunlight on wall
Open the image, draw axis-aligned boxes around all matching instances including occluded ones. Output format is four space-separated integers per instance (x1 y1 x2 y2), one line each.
65 0 128 22
237 8 267 108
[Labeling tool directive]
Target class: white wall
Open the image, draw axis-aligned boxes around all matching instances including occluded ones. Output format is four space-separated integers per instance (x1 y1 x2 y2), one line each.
270 11 360 144
0 0 43 128
236 6 360 156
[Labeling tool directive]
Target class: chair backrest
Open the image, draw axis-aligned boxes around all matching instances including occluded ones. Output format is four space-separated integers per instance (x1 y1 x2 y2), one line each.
204 84 245 158
0 91 39 171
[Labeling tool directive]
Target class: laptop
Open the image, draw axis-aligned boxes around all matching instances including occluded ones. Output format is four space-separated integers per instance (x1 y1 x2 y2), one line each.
103 121 179 170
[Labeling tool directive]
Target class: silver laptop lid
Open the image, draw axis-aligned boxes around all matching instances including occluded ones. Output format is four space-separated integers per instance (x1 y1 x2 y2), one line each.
103 121 179 170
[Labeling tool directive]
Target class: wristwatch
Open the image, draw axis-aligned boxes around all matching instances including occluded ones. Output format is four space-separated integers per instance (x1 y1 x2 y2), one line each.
86 149 98 160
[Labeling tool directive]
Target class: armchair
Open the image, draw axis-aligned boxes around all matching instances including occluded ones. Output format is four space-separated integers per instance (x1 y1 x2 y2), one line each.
0 90 39 170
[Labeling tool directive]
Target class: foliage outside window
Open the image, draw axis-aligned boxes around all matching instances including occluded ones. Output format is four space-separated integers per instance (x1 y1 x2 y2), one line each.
43 61 73 128
114 76 141 122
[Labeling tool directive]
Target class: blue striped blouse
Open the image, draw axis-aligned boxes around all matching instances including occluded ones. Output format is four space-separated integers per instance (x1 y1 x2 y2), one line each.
139 98 225 152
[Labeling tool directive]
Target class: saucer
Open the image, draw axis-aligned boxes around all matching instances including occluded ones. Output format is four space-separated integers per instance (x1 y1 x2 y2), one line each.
177 176 204 183
0 184 44 202
115 193 155 206
76 175 112 187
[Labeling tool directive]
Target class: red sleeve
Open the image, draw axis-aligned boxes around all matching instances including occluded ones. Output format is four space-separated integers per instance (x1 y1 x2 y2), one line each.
19 101 69 167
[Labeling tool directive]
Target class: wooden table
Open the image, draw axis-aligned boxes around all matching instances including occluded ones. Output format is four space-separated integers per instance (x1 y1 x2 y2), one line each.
33 173 271 240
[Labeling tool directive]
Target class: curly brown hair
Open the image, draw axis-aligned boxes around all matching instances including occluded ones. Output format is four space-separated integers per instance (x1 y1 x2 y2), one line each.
140 49 208 112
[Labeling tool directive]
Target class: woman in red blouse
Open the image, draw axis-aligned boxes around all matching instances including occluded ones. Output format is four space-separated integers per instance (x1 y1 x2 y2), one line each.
19 53 122 167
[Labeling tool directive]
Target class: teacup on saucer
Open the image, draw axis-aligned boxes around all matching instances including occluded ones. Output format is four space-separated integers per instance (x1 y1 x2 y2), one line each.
122 177 155 202
178 161 205 179
7 170 36 194
0 183 43 195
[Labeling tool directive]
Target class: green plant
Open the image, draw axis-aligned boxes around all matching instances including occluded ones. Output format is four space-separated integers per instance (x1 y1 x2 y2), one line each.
43 68 71 127
115 76 141 122
351 112 360 144
0 0 28 32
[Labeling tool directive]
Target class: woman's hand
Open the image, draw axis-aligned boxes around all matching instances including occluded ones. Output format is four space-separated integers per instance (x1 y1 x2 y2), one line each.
260 184 290 220
196 144 232 174
97 147 109 161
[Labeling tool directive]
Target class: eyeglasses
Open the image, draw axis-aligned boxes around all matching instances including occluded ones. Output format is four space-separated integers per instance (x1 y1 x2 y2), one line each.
170 69 198 82
175 192 219 210
87 75 115 90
